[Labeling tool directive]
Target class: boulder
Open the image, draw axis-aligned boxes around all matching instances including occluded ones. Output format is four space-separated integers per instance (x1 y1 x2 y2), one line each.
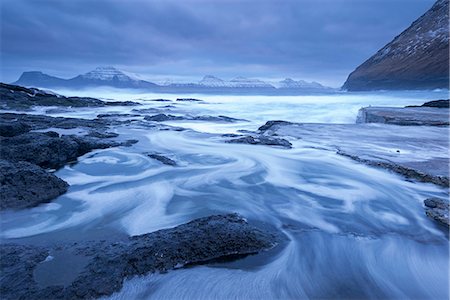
424 197 449 227
0 159 68 210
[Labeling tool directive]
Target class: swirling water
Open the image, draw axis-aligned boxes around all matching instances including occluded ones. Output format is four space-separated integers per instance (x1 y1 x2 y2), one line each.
1 90 448 299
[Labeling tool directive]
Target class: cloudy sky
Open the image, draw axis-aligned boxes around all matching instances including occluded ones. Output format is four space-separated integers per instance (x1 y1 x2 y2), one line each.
1 0 435 87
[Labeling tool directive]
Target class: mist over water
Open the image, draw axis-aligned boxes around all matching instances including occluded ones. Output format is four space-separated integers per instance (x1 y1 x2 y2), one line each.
1 89 448 299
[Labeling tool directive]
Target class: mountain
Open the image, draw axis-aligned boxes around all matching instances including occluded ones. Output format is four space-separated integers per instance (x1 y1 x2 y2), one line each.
343 0 449 91
15 71 67 87
277 78 327 89
13 68 332 93
14 67 158 89
198 75 228 87
229 76 274 88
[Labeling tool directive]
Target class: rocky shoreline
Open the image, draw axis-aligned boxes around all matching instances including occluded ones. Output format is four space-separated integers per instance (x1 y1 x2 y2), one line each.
1 214 284 299
0 83 448 299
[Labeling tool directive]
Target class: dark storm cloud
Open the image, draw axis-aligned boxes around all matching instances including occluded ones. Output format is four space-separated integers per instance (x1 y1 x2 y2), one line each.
1 0 436 86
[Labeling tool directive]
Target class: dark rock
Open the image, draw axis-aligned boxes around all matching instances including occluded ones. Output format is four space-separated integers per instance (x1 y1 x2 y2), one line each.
0 159 68 210
337 150 449 187
424 197 449 227
0 121 31 137
342 0 449 91
406 99 450 108
0 83 140 110
0 214 282 299
258 120 293 132
0 244 49 300
150 99 172 102
144 113 243 123
144 114 183 122
226 135 292 148
176 98 204 102
148 154 177 166
1 112 108 131
192 115 244 122
0 132 131 169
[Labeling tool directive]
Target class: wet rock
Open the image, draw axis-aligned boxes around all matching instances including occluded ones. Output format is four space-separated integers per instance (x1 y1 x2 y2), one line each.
144 114 183 122
337 150 449 187
150 99 172 102
176 98 204 102
0 121 31 137
0 132 132 169
131 108 161 114
424 197 449 227
258 120 293 132
356 106 449 126
0 159 68 210
0 244 49 299
144 113 243 123
192 115 243 122
226 135 292 148
406 99 450 108
1 113 108 131
147 154 177 166
0 83 140 110
0 214 282 299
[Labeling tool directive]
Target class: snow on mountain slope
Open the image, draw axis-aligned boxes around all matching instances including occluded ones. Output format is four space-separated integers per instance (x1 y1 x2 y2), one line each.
276 78 327 89
80 66 133 81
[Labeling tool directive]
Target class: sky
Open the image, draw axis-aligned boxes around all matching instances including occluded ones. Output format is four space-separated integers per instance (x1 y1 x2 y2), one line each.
1 0 436 87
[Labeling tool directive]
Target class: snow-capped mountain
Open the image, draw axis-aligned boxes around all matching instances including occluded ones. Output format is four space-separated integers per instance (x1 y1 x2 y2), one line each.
276 78 327 89
198 75 275 88
13 68 332 93
198 75 228 87
80 66 133 81
229 76 274 88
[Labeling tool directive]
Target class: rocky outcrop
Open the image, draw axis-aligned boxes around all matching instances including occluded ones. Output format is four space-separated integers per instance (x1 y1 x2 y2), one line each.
343 0 449 91
225 135 292 148
0 113 138 209
0 160 69 210
0 83 140 110
406 99 449 108
424 197 449 227
147 154 177 166
0 214 282 299
0 131 130 170
356 106 449 126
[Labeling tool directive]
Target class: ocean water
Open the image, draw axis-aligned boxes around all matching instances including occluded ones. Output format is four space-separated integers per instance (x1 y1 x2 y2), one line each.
1 89 448 299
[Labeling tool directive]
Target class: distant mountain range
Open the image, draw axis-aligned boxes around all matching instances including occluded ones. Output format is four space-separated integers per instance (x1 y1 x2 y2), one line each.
343 0 449 91
13 67 333 93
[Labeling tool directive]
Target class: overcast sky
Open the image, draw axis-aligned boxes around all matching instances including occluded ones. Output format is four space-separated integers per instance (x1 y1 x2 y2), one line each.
1 0 435 87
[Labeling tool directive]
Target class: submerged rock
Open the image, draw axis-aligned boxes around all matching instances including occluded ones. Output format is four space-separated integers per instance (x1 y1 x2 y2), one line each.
258 120 294 132
176 98 204 102
424 197 449 227
226 135 292 148
0 159 68 210
144 113 183 122
0 214 282 299
144 113 243 123
147 154 177 166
